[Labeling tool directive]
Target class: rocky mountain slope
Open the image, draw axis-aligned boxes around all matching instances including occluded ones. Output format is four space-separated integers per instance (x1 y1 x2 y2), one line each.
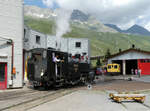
126 24 150 36
105 24 150 36
24 5 117 33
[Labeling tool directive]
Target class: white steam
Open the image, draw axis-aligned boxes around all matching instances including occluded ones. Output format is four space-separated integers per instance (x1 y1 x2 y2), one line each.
43 0 72 50
55 9 72 38
55 9 72 50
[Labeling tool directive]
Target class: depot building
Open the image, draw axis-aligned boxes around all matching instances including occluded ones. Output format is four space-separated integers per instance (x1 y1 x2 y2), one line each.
107 48 150 76
0 0 23 90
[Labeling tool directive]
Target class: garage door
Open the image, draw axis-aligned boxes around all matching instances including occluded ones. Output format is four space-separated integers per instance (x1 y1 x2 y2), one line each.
138 59 150 75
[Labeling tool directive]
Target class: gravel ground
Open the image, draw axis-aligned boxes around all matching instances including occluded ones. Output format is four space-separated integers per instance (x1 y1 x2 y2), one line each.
92 80 150 92
134 76 150 83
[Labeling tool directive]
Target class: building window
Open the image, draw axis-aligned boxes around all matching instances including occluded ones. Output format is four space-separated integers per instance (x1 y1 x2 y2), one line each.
75 42 81 48
36 35 40 44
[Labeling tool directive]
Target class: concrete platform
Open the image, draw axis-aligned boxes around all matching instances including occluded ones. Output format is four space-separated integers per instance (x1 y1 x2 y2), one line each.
28 90 150 111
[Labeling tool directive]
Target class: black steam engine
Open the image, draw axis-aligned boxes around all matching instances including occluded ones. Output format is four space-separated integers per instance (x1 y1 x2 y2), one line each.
27 48 90 88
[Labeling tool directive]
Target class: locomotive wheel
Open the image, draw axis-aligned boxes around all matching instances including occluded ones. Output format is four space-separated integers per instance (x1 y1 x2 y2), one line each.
33 85 39 89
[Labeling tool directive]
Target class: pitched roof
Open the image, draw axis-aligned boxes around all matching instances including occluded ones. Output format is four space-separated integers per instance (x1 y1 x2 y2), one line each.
108 48 150 59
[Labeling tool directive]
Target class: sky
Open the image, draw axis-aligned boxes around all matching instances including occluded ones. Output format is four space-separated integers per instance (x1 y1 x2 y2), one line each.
24 0 150 31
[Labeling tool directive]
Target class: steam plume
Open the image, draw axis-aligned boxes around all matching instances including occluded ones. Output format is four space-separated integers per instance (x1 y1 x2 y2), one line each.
55 9 72 50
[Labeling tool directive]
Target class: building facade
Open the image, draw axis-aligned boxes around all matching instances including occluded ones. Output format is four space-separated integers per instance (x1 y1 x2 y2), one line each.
24 26 47 51
0 0 24 89
108 48 150 75
47 36 90 63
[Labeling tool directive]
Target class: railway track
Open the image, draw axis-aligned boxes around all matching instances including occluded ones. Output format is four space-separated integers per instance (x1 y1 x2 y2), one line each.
0 90 38 101
0 86 81 111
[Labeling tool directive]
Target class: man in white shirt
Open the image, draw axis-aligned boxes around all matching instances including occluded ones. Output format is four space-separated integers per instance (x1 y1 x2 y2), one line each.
53 55 61 77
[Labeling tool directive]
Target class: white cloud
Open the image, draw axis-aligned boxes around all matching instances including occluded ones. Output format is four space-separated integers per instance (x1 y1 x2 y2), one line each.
42 0 150 29
42 0 54 8
144 22 150 31
118 20 136 30
138 16 144 19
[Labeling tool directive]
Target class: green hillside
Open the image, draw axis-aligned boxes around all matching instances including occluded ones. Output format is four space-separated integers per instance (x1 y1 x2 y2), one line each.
24 16 150 56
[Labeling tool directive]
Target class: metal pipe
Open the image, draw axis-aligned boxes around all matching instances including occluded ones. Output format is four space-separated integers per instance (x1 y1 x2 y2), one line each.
11 41 14 81
12 42 14 74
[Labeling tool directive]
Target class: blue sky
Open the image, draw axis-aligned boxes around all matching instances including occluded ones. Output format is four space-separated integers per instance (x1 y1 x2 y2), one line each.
24 0 46 8
24 0 59 9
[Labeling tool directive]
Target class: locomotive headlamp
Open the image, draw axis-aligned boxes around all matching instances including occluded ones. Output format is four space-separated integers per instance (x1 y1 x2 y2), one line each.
41 69 44 77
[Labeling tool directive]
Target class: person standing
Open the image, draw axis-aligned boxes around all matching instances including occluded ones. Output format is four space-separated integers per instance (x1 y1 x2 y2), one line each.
138 69 141 78
131 69 134 75
135 69 138 75
53 55 61 77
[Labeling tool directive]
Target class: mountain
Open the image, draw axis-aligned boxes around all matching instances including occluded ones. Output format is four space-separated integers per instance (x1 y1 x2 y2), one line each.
24 5 56 19
71 10 89 22
105 24 150 36
24 5 117 33
105 24 123 32
126 24 150 36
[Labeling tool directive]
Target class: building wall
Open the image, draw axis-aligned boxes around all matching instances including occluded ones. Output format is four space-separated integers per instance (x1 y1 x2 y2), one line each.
47 35 58 49
47 36 90 63
24 28 47 51
0 0 23 88
68 38 90 56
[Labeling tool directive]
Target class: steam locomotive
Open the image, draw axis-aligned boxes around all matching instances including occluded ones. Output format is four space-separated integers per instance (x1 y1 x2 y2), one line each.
27 48 91 88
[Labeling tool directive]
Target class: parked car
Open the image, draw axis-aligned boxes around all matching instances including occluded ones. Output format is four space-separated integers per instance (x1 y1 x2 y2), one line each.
96 67 103 75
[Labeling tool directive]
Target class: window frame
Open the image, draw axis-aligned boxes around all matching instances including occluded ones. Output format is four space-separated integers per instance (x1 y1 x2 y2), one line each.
75 42 81 48
36 35 41 45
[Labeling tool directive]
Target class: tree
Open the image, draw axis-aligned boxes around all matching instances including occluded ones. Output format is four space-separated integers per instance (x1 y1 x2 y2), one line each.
96 58 101 67
105 48 111 59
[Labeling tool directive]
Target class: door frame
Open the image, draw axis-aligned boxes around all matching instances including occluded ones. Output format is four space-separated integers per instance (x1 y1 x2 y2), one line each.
0 62 7 90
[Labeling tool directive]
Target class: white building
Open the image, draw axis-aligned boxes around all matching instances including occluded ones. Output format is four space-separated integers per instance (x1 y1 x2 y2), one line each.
0 0 24 89
47 36 90 63
24 32 90 63
24 26 47 51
